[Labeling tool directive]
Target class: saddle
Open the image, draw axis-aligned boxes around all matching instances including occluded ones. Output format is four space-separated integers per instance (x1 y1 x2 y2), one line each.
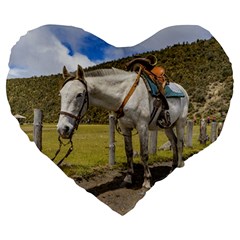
126 55 171 128
126 55 168 96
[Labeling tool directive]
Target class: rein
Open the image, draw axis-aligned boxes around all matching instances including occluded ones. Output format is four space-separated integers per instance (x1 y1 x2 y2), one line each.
51 136 73 166
52 76 89 166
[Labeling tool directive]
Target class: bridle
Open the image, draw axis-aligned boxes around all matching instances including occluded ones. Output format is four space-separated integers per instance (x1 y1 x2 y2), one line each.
51 76 89 166
59 76 89 132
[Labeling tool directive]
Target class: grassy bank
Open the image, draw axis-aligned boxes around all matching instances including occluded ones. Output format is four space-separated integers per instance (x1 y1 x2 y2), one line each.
21 124 211 177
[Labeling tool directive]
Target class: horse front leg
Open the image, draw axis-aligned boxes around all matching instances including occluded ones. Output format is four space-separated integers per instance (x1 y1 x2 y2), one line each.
138 125 152 189
122 129 134 186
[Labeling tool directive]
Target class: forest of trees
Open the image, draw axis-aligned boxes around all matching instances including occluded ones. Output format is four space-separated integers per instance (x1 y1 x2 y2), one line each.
7 37 233 124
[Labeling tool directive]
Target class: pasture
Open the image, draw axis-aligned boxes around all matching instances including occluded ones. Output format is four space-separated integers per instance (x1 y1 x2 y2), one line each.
21 123 210 178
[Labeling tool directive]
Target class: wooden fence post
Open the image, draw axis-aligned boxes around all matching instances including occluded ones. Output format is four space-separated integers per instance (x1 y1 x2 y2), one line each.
109 114 115 165
199 118 207 145
33 109 43 151
149 130 158 154
210 121 217 143
217 122 223 136
186 119 193 147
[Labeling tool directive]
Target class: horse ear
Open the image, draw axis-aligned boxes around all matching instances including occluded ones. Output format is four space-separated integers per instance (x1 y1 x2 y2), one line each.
62 66 70 80
76 64 84 79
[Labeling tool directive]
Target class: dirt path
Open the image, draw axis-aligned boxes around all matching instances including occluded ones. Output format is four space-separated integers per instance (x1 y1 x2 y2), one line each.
74 162 173 215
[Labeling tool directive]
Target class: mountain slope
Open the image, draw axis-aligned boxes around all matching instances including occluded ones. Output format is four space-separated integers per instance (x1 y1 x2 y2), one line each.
7 37 233 123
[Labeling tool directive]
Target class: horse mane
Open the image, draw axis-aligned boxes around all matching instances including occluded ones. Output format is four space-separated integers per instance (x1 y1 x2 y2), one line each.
85 68 128 77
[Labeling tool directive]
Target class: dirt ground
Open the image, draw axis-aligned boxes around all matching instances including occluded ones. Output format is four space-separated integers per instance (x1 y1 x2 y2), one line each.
73 161 173 215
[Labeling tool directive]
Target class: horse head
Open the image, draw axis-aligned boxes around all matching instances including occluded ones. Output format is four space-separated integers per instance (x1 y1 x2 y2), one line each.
57 65 88 139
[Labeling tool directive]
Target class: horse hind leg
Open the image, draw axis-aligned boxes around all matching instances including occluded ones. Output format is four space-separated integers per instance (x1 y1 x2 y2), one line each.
176 121 185 168
164 128 178 169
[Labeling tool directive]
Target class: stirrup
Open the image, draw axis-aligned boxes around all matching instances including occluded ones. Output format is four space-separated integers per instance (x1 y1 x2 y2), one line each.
158 110 171 128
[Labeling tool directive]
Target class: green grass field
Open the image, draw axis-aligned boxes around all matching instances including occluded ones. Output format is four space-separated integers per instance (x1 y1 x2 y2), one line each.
21 123 211 178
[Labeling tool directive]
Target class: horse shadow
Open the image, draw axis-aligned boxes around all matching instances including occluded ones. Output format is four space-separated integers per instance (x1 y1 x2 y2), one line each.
85 163 173 197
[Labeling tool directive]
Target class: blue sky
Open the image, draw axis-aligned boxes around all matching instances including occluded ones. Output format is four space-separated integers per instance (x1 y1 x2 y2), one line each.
8 25 212 78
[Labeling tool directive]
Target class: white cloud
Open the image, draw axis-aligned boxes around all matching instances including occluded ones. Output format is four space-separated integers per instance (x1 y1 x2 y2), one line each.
103 46 127 61
8 26 95 78
101 25 212 64
132 25 212 53
7 25 212 79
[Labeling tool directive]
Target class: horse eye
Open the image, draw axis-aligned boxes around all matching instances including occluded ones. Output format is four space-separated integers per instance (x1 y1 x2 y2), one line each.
76 93 83 98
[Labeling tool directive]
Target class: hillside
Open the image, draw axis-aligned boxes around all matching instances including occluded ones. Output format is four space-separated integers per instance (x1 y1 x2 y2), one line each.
6 37 233 123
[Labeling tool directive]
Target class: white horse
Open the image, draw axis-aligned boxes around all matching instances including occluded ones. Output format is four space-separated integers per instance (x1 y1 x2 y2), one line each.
57 65 189 188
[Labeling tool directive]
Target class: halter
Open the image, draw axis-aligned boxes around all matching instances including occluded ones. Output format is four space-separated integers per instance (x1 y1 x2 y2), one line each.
59 76 89 132
52 76 89 166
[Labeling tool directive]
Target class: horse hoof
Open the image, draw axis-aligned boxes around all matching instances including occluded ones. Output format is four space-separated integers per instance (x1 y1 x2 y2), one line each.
178 161 185 168
120 181 132 188
121 174 132 188
142 180 151 189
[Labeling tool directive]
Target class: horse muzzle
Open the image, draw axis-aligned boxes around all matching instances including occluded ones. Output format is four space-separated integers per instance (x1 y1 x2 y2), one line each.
57 124 74 139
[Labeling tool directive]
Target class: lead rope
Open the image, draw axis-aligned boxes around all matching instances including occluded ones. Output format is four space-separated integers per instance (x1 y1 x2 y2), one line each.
51 135 74 166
